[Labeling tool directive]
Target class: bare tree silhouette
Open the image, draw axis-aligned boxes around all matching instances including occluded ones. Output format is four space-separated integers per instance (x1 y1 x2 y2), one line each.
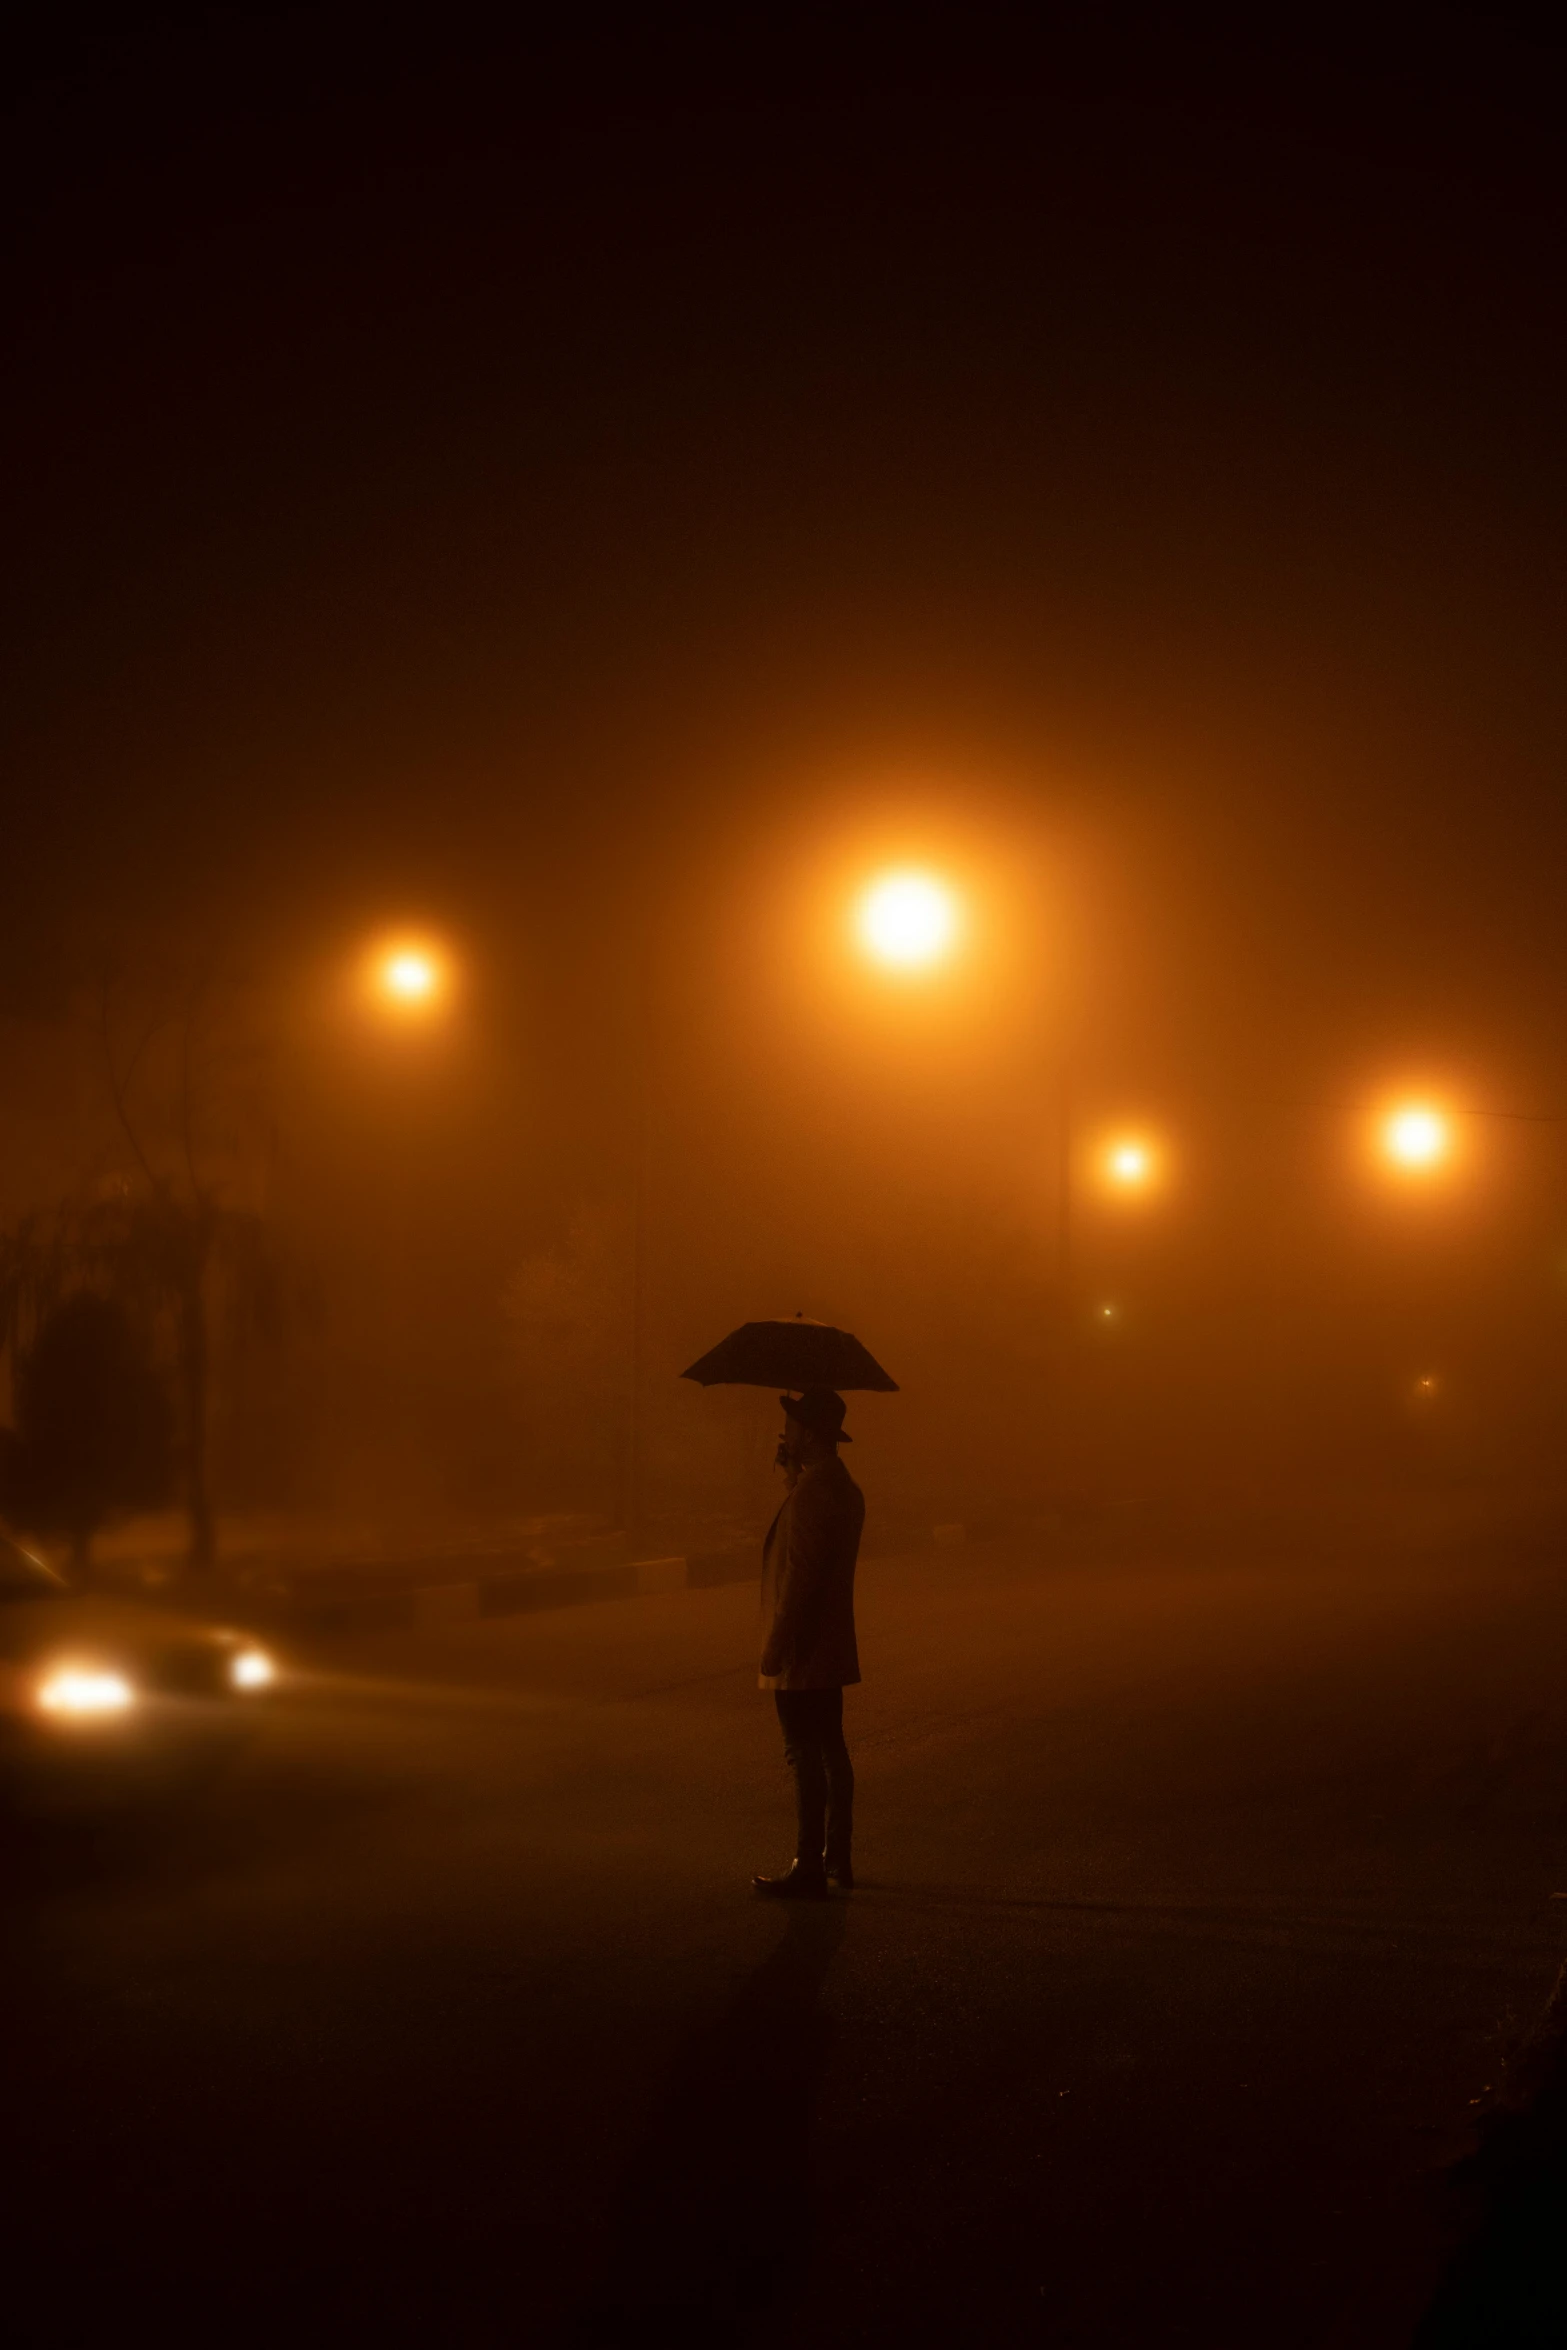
0 959 298 1579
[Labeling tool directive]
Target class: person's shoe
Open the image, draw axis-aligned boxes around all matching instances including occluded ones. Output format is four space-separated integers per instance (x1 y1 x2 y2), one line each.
752 1861 831 1899
824 1857 855 1890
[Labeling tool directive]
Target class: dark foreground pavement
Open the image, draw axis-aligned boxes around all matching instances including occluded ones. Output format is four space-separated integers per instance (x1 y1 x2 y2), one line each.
8 1538 1567 2346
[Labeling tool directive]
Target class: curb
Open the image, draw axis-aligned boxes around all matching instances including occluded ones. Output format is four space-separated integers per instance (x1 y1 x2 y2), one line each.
265 1545 757 1638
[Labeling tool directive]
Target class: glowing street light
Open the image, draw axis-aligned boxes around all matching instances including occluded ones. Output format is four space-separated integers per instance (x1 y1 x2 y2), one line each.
364 936 450 1014
856 870 959 969
1103 1137 1156 1190
383 949 438 1002
1382 1104 1450 1170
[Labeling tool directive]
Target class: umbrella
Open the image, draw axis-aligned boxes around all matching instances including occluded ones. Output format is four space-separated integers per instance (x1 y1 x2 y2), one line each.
680 1317 899 1392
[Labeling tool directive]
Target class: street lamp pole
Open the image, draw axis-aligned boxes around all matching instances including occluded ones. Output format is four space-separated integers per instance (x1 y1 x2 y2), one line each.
624 1068 647 1546
1056 1066 1074 1306
620 935 654 1546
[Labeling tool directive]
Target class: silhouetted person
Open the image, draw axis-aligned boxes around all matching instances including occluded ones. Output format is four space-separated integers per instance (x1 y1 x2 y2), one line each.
753 1387 865 1899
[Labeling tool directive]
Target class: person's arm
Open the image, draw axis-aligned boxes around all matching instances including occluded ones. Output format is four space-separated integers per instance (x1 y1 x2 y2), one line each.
760 1476 836 1677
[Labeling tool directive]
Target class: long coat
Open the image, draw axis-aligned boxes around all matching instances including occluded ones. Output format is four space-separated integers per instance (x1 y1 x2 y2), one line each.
759 1455 864 1690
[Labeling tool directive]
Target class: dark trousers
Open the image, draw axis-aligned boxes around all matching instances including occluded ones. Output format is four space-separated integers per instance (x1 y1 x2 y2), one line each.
774 1687 854 1867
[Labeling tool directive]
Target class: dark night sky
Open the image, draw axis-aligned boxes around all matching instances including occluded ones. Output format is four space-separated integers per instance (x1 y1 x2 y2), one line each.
6 9 1567 1511
8 12 1565 958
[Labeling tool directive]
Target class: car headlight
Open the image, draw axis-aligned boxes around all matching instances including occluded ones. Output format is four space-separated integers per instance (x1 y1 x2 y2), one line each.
37 1667 135 1717
230 1647 275 1691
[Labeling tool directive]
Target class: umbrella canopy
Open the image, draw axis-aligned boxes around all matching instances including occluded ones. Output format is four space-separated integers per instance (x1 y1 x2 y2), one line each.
680 1318 899 1392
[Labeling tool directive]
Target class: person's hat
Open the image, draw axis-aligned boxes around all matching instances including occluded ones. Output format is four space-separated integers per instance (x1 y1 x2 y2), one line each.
780 1387 851 1442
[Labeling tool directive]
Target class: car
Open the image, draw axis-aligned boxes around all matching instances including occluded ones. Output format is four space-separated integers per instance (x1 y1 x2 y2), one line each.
0 1528 279 1804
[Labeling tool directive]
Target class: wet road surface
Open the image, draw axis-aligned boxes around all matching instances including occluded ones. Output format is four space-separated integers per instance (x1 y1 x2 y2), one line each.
8 1540 1567 2345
